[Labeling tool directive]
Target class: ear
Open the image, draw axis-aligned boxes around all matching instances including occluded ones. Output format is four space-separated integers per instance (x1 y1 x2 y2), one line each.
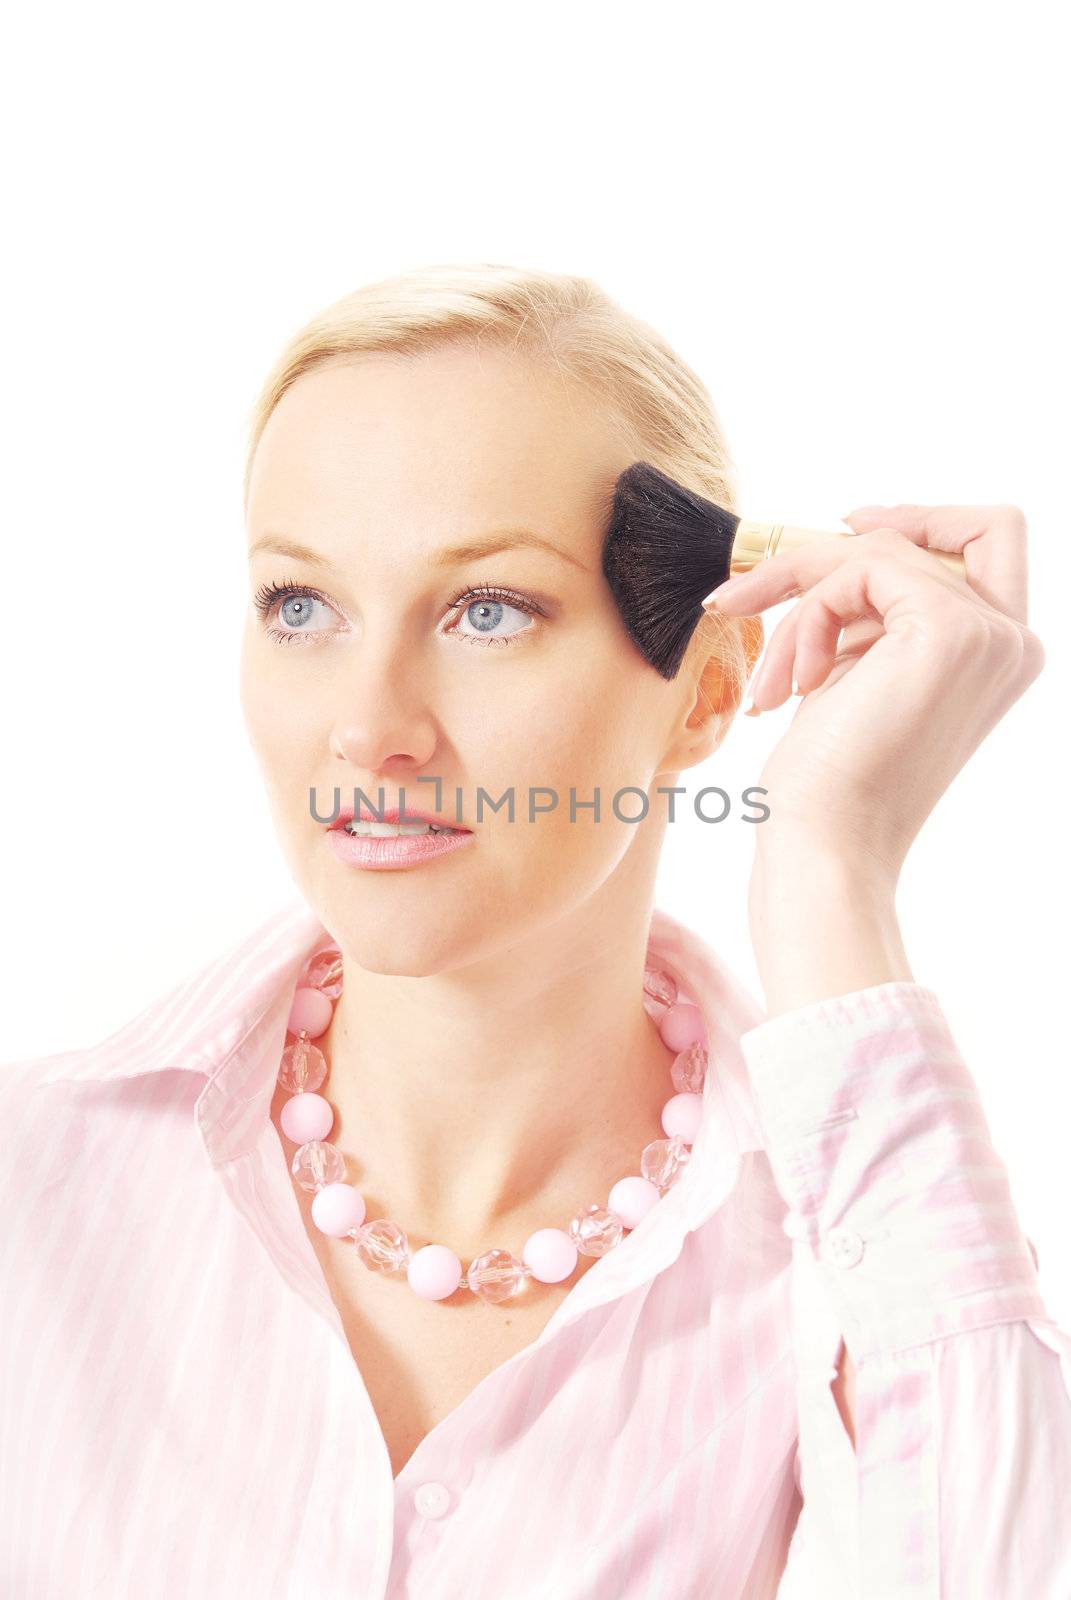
661 614 765 771
686 614 764 722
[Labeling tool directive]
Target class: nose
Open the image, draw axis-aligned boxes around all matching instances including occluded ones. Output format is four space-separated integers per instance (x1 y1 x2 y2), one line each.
329 712 437 772
328 651 439 775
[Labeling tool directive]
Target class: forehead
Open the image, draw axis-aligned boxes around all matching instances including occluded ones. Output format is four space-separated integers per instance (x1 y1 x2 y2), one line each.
245 343 636 542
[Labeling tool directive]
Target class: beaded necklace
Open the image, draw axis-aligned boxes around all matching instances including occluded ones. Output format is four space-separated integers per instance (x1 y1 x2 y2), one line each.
278 945 709 1304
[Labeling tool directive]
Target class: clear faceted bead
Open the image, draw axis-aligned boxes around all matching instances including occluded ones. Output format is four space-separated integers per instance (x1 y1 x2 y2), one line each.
642 965 679 1015
291 1139 346 1191
465 1248 530 1303
302 946 344 999
354 1218 411 1274
568 1203 625 1257
278 1036 328 1094
641 1134 691 1191
670 1041 708 1095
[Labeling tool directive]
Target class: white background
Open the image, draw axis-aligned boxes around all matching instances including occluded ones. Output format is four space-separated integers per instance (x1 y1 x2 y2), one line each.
2 3 1067 1325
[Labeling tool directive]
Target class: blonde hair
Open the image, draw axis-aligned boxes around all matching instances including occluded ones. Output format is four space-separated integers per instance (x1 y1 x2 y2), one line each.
243 262 761 713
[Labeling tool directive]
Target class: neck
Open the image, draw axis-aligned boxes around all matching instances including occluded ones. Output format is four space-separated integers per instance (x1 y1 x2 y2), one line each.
317 881 677 1258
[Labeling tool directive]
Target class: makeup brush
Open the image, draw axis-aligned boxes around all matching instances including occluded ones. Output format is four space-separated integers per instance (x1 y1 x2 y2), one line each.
602 460 966 680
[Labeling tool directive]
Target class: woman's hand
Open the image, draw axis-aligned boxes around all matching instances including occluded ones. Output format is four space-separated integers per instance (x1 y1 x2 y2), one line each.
709 502 1045 881
707 502 1045 1013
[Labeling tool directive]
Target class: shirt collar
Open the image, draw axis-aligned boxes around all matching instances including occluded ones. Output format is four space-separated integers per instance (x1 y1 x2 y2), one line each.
38 898 768 1218
37 895 328 1099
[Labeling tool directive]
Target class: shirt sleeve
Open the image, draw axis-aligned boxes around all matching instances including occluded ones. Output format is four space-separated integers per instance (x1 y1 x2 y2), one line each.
737 980 1071 1598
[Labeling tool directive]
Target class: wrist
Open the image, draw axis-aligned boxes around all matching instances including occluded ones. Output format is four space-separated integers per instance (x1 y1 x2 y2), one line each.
748 842 911 1017
751 829 899 902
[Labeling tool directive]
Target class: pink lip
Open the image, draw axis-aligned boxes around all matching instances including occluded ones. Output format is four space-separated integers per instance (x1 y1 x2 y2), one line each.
325 827 476 872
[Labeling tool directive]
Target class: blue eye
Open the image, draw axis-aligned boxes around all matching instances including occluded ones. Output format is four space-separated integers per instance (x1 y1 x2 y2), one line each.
450 588 539 646
252 581 340 644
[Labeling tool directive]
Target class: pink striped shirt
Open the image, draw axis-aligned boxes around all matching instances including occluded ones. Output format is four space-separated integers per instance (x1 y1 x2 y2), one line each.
2 897 1069 1597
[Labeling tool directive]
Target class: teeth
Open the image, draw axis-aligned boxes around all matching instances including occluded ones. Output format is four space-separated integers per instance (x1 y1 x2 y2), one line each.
343 820 458 837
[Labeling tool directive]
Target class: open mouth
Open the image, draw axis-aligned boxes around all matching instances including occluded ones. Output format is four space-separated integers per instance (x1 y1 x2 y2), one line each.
341 819 467 838
325 812 476 871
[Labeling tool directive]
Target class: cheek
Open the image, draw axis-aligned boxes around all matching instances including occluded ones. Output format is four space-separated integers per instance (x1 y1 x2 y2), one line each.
239 636 320 783
475 667 657 844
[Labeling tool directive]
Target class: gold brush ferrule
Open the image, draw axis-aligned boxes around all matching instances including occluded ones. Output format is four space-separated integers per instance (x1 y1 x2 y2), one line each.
729 517 965 575
730 519 832 571
730 519 775 570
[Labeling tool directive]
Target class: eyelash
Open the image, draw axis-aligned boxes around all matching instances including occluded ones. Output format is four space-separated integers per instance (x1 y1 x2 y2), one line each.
250 578 546 648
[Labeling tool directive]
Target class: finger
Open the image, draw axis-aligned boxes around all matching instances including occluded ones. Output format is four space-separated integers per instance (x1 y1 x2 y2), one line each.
793 588 862 694
750 611 881 709
791 552 1004 705
707 526 953 619
757 554 947 709
843 503 1029 624
748 603 802 709
838 615 885 658
708 540 850 616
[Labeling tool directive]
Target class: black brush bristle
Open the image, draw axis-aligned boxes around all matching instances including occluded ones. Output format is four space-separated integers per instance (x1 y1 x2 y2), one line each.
601 461 741 680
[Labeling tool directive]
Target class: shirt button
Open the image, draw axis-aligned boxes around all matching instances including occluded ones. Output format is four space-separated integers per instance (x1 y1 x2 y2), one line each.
414 1481 451 1518
821 1226 864 1268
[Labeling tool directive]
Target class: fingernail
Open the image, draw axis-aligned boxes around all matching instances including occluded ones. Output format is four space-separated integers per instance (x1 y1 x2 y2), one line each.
843 505 886 524
744 701 761 717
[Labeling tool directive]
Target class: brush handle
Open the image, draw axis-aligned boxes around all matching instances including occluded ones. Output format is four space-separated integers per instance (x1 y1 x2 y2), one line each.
732 518 965 575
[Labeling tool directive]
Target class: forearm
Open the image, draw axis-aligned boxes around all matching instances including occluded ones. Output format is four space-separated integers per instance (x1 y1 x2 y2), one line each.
748 838 913 1017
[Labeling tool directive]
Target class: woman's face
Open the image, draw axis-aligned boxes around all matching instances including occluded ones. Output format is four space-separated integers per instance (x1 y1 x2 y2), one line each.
240 343 713 975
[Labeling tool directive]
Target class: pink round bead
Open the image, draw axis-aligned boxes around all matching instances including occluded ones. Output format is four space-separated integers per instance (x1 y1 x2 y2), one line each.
311 1182 366 1237
658 1002 707 1053
280 1091 334 1144
608 1174 662 1229
522 1227 578 1284
661 1092 704 1145
407 1244 463 1301
287 986 334 1040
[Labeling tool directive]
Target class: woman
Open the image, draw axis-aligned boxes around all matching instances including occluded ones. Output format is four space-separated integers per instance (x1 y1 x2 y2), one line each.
3 262 1069 1597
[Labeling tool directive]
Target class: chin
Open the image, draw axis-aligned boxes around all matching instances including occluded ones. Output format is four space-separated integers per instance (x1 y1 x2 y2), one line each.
334 926 476 980
316 891 483 979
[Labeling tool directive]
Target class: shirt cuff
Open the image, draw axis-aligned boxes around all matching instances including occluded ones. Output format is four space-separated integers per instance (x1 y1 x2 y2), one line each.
738 981 1047 1360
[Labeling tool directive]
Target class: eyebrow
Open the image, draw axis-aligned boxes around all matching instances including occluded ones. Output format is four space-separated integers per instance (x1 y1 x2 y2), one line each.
247 528 591 573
